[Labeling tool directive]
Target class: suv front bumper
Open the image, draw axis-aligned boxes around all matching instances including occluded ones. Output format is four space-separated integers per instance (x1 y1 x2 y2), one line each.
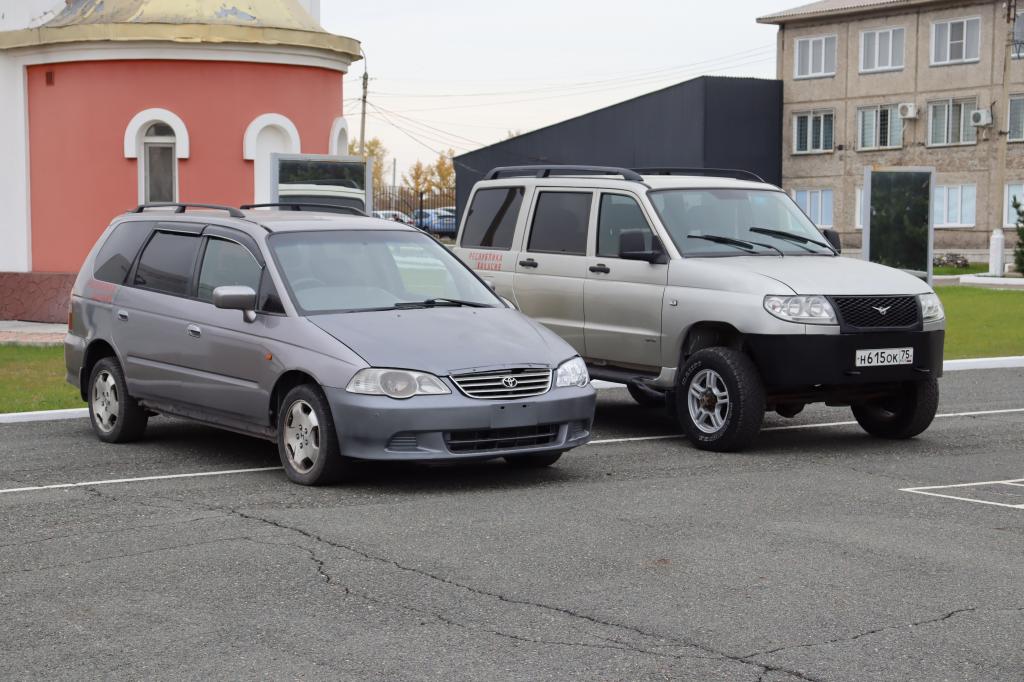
324 385 596 461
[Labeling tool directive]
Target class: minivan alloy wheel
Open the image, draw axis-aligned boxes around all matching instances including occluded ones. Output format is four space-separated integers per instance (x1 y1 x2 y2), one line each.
91 370 119 434
687 368 730 434
284 400 321 473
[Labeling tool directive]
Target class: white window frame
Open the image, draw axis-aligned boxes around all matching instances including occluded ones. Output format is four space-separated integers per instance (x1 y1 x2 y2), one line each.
855 186 863 229
142 129 178 204
1009 94 1024 142
792 188 834 227
931 17 981 66
793 109 835 154
927 97 978 147
1005 183 1024 227
933 184 976 228
794 35 838 79
860 27 905 73
857 104 903 150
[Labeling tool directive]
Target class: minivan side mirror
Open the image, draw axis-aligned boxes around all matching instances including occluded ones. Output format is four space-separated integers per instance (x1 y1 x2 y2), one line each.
619 233 667 264
213 285 258 323
821 228 842 253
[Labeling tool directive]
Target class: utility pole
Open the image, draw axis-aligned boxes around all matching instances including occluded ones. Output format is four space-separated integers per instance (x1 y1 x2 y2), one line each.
358 50 368 158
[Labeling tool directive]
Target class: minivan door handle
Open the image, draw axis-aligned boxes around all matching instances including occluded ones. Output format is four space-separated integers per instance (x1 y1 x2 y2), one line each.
116 310 129 321
186 324 202 339
589 264 611 274
519 258 538 268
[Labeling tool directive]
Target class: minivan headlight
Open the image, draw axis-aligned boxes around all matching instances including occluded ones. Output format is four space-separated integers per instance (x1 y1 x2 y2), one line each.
763 295 837 325
919 292 945 322
555 356 589 388
346 368 450 399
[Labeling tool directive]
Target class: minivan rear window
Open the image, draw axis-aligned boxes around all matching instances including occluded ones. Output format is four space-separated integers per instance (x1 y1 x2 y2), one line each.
527 192 591 255
93 222 152 284
460 187 524 250
134 231 201 296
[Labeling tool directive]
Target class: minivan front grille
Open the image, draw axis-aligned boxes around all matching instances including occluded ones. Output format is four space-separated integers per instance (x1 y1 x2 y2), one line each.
445 424 560 453
831 295 920 331
450 368 552 399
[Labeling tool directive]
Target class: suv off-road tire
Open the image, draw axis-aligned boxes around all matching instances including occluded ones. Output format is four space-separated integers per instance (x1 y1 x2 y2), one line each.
277 384 352 485
627 382 666 407
676 347 765 452
852 377 939 439
88 357 148 443
505 451 563 468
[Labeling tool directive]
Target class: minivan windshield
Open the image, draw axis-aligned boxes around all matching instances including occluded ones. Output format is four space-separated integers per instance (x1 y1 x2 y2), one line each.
648 189 835 256
270 230 501 314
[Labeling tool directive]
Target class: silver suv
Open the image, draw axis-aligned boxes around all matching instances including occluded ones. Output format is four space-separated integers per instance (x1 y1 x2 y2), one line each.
65 203 595 485
455 166 945 451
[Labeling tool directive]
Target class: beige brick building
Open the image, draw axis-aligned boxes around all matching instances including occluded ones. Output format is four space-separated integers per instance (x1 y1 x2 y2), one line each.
759 0 1024 258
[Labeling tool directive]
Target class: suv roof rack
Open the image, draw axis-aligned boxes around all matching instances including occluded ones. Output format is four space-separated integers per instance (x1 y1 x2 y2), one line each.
240 202 368 217
485 165 645 182
131 202 246 218
633 167 766 183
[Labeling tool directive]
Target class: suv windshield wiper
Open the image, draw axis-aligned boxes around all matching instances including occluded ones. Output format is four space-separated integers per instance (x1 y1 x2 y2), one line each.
749 227 834 253
686 234 784 257
395 298 493 309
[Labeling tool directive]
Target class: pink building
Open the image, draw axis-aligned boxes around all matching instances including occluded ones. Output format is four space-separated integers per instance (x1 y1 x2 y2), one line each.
0 0 359 321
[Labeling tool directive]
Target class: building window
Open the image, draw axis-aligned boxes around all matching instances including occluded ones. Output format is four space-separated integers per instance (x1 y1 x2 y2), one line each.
1005 183 1024 227
928 97 977 146
855 186 864 229
861 28 905 72
857 105 903 150
933 184 976 227
794 110 834 153
1013 13 1024 58
1009 95 1024 141
795 35 837 79
143 123 176 203
932 18 981 65
793 189 833 227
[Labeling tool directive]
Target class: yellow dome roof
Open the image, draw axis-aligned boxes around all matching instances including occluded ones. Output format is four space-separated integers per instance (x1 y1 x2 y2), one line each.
0 0 360 62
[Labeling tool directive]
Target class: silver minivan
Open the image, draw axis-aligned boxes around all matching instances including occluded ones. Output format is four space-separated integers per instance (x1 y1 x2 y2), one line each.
455 166 945 451
65 203 595 485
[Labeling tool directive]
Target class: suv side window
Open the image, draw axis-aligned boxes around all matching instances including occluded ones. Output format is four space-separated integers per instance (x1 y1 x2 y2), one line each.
94 221 153 284
197 238 262 302
460 187 524 250
597 194 655 258
527 191 591 255
133 231 201 296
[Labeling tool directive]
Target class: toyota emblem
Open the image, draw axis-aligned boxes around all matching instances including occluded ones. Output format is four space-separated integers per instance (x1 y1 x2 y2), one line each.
501 376 519 388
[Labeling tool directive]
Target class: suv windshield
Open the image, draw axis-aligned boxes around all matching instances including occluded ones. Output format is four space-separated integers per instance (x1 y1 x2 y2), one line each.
270 230 500 314
648 188 835 256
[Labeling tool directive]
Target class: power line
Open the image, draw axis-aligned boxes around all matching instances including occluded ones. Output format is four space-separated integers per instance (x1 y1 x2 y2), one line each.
367 102 482 174
369 102 489 147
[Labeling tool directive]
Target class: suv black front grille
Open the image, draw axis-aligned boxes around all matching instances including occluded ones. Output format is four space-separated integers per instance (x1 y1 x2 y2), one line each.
445 424 560 453
831 295 920 331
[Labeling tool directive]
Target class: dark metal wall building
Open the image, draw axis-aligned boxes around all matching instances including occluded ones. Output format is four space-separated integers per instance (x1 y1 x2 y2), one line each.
453 76 782 215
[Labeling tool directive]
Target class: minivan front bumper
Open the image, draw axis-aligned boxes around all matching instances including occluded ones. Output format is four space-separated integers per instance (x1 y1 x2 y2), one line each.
324 385 596 461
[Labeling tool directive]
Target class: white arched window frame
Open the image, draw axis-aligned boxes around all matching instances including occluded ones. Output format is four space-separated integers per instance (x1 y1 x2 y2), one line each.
243 113 301 203
328 117 349 156
124 109 190 205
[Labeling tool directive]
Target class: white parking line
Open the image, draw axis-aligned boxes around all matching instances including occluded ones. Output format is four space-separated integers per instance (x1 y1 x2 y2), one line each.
0 467 283 495
900 479 1024 510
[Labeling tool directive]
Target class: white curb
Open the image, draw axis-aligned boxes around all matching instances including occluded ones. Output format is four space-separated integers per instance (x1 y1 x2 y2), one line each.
943 356 1024 371
0 408 88 424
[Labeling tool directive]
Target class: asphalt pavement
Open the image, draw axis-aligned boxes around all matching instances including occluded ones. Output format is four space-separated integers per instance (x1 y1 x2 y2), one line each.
2 368 1023 681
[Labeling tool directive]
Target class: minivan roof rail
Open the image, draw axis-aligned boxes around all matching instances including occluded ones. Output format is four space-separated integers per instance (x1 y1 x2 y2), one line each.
485 165 645 182
633 167 766 183
131 202 246 218
240 202 368 216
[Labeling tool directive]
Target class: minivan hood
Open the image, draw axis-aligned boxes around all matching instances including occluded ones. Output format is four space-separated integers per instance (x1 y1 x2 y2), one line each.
698 255 933 295
309 307 571 375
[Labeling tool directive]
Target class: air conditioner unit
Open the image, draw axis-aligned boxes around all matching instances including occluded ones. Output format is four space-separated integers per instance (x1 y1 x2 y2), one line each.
897 103 918 119
970 109 993 127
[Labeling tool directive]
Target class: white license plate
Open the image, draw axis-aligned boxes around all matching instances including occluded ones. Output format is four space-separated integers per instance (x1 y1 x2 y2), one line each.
855 347 914 367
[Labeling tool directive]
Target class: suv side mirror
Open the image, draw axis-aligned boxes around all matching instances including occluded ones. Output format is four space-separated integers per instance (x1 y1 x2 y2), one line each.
821 228 842 253
619 233 667 264
213 285 258 323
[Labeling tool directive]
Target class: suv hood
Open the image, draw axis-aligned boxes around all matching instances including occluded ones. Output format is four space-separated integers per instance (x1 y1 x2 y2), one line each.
309 307 571 375
702 256 933 295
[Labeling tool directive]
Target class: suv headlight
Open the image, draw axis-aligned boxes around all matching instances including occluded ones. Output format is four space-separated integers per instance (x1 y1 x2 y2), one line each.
763 295 837 325
919 292 945 322
555 356 589 388
346 368 450 399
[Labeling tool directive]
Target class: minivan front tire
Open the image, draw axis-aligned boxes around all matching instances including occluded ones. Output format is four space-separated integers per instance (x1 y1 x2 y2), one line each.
277 384 351 485
676 348 765 452
88 357 148 443
852 377 939 439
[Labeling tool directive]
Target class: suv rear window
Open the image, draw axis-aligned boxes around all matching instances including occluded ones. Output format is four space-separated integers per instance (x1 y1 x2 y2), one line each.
527 192 591 255
134 231 201 296
460 187 524 250
93 222 152 284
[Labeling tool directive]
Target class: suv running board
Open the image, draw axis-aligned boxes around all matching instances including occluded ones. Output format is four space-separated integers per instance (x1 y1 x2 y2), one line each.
586 365 660 386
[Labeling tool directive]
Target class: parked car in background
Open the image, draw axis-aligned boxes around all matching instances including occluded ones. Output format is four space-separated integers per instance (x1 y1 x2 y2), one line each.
373 210 415 226
455 165 945 452
412 209 457 235
65 203 596 485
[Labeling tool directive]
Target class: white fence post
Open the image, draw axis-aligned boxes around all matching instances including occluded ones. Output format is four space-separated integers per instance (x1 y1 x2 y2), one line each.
989 229 1005 276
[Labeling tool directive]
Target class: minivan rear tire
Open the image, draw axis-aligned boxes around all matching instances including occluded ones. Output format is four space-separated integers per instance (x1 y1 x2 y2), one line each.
852 378 939 439
676 347 765 452
277 384 351 485
88 357 148 443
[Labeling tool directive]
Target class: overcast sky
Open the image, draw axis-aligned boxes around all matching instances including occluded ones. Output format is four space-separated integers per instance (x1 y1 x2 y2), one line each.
321 1 799 177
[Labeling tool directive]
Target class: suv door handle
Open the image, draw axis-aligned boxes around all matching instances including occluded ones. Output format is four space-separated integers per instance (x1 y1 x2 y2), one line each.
519 258 538 268
116 310 129 321
186 324 202 339
589 264 611 274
